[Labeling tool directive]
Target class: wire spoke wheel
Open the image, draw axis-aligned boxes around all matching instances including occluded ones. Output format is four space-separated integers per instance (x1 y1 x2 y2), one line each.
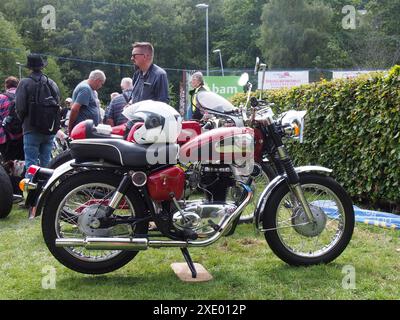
42 171 148 274
274 184 345 258
56 183 133 262
263 173 354 266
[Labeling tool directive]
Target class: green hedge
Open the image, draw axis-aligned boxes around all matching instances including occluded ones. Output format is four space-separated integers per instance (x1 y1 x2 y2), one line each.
231 66 400 208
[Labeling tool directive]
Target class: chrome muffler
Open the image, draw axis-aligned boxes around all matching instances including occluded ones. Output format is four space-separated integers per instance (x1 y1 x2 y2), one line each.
56 237 192 250
56 237 149 250
55 182 253 251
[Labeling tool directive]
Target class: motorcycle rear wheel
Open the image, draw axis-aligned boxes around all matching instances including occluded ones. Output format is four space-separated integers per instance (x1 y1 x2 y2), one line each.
262 173 354 266
42 171 148 274
48 149 72 169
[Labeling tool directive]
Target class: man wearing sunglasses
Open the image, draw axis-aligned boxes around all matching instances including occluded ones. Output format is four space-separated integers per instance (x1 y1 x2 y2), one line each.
130 42 170 104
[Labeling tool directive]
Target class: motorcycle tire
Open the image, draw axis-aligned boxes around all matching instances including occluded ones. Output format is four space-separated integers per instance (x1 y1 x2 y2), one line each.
49 149 72 169
0 165 13 219
42 171 148 274
262 173 354 266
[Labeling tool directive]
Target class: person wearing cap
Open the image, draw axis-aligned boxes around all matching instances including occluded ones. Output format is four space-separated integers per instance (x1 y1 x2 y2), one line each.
60 97 72 128
65 97 72 106
15 54 60 172
189 71 208 120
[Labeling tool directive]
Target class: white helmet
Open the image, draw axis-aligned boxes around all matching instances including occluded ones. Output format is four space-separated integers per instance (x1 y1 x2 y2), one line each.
123 100 182 144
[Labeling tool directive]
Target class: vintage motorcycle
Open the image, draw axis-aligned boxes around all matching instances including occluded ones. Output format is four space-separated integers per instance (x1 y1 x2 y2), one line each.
35 94 354 276
21 96 303 224
22 62 302 224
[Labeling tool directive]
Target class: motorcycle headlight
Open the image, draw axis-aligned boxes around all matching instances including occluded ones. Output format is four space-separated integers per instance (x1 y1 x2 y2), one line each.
280 110 306 143
283 122 298 137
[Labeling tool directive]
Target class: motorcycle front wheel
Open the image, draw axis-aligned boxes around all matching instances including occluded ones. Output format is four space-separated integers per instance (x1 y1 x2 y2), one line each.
262 173 354 266
42 171 148 274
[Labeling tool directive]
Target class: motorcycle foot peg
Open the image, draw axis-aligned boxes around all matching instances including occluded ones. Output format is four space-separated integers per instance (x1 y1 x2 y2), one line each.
182 229 198 241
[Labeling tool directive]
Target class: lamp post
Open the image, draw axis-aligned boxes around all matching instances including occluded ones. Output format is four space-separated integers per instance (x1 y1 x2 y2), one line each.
196 3 209 76
213 49 224 76
16 62 23 79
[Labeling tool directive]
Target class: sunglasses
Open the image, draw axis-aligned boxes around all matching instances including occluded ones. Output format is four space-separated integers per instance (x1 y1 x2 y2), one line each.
132 53 146 59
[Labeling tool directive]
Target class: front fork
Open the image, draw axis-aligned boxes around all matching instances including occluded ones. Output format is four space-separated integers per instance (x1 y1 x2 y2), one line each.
266 121 316 224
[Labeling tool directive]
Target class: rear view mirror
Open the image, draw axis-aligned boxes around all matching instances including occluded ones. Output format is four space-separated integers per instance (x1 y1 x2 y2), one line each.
254 57 260 75
238 73 249 86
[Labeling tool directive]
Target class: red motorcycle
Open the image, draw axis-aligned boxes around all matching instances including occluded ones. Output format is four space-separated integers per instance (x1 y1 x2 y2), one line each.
34 98 354 276
21 117 203 218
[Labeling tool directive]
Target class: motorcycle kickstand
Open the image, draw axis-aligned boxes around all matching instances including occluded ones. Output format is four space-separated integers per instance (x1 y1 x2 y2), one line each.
180 248 197 279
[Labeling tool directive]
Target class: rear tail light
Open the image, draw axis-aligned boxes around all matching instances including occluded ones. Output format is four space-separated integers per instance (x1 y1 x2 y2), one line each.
27 165 40 176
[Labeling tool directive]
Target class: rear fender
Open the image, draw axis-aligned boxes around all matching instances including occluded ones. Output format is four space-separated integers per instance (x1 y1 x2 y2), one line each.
254 166 333 230
32 160 76 218
33 160 128 217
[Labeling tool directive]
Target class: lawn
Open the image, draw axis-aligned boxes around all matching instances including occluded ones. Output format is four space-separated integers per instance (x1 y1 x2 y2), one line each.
0 205 399 300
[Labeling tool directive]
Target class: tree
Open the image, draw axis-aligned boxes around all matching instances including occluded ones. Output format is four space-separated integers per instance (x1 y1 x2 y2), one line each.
260 0 335 69
212 0 264 69
0 14 27 81
45 57 68 100
321 0 399 69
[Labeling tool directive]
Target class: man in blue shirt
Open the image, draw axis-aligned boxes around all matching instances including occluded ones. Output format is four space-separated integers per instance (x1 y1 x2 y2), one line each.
104 77 133 126
68 70 106 133
130 42 170 104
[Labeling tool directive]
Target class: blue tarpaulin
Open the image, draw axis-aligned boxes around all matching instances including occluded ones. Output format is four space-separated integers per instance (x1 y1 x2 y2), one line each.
312 200 400 230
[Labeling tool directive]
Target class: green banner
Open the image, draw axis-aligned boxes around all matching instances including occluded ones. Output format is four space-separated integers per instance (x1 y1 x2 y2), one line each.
204 76 242 99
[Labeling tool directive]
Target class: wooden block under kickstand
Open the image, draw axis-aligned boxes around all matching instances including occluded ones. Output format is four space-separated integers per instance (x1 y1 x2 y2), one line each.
171 263 213 282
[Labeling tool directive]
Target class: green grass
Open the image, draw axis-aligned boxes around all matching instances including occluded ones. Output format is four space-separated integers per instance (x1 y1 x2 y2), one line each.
0 205 399 300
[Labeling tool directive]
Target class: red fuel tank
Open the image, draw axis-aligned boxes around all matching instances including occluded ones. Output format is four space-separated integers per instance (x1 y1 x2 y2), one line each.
111 123 127 136
147 166 185 201
179 127 254 166
177 121 201 145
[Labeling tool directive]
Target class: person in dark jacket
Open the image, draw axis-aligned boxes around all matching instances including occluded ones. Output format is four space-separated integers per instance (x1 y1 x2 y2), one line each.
130 42 170 104
15 54 60 172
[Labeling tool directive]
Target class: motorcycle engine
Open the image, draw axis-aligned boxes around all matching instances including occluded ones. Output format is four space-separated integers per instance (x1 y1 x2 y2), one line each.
175 163 244 238
172 201 237 238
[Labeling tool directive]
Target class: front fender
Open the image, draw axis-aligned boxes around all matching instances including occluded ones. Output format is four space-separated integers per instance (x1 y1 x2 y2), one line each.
254 166 332 230
33 160 76 218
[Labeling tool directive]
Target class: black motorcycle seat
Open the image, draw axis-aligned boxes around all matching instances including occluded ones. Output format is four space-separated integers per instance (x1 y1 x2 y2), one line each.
70 139 179 167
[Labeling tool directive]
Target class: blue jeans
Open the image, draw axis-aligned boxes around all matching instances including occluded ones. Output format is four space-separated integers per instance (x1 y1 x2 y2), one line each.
23 132 55 175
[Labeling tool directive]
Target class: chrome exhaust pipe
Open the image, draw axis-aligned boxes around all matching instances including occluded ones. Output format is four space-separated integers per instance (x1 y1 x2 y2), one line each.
56 237 148 251
55 182 253 250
